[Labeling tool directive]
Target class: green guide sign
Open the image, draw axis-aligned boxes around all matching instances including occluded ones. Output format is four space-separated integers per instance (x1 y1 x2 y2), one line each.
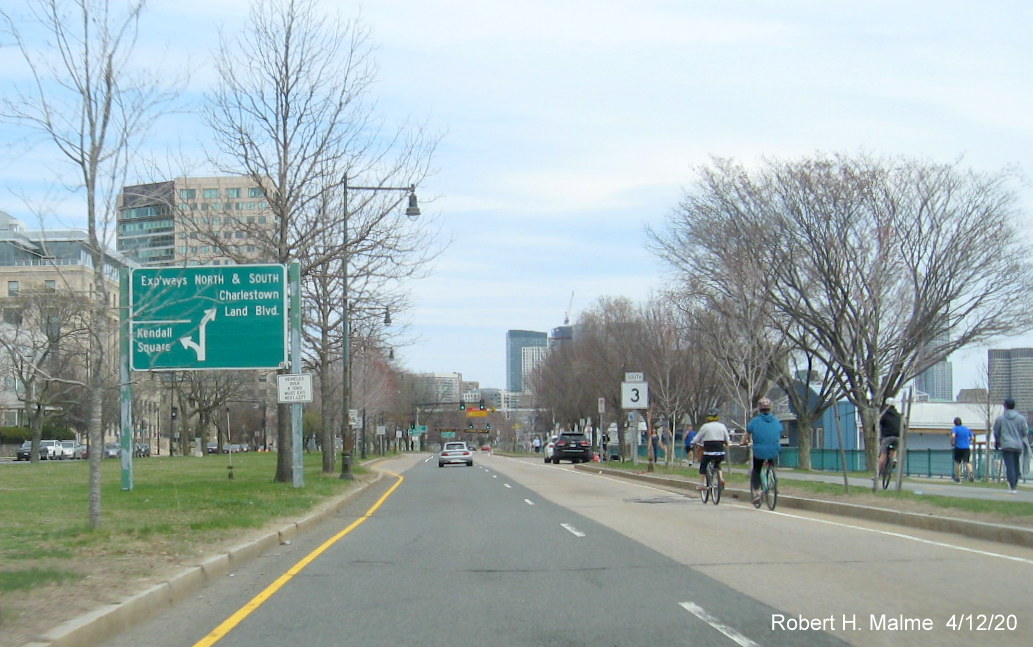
129 265 288 371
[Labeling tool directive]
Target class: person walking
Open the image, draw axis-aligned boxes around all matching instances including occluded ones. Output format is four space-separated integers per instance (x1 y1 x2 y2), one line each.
950 417 974 482
683 424 697 466
745 398 783 505
992 398 1028 494
532 436 542 454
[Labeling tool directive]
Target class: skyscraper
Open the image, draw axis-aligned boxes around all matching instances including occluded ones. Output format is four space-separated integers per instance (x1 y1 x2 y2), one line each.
914 359 953 402
506 330 547 392
988 348 1033 420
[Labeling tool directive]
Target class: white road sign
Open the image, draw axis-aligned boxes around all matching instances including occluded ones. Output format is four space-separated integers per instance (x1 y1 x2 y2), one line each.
621 381 649 409
277 374 313 403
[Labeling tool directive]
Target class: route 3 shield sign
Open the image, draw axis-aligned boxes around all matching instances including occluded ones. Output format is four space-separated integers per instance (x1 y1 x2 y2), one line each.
621 381 648 409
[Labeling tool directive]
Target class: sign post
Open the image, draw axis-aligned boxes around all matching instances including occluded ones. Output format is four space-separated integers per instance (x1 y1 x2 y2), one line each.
621 372 648 466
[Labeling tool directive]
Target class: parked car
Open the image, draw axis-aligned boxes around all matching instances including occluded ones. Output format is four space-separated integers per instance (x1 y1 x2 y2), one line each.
55 440 78 460
16 441 33 461
103 443 121 458
39 439 62 460
543 435 557 463
549 432 592 464
225 443 242 453
207 442 220 454
75 443 88 459
438 441 473 467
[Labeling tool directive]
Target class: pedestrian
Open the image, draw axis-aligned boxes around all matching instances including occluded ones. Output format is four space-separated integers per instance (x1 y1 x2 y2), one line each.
745 398 783 505
950 417 974 482
532 436 542 454
683 424 697 466
648 429 661 463
992 398 1027 494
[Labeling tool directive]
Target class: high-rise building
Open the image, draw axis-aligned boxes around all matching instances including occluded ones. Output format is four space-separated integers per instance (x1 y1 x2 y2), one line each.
117 177 274 267
521 345 548 392
988 348 1033 420
914 359 953 402
506 330 546 392
549 325 573 348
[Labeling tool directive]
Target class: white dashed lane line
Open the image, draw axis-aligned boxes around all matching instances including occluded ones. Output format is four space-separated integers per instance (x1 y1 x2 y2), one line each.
560 523 586 538
680 602 760 647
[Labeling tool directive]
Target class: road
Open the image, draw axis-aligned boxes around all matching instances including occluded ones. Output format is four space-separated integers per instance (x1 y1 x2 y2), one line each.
100 453 1032 647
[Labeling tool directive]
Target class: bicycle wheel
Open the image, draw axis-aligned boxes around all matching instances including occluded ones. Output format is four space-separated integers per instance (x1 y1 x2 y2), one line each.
764 462 778 511
710 463 722 505
880 456 893 490
751 465 762 508
701 463 710 503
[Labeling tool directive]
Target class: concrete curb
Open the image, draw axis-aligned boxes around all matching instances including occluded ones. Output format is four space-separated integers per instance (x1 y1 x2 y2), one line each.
32 471 383 647
577 465 1033 548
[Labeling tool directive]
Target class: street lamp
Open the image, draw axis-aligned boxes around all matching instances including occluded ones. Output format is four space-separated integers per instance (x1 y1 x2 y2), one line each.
340 178 420 480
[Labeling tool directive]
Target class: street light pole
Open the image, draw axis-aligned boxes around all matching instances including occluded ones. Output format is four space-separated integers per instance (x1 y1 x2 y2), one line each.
340 177 420 480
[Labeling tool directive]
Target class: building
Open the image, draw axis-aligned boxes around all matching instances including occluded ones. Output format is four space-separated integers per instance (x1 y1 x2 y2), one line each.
0 211 134 433
521 345 548 392
506 330 546 392
117 177 274 267
411 372 464 404
549 325 573 348
987 348 1033 421
914 358 953 402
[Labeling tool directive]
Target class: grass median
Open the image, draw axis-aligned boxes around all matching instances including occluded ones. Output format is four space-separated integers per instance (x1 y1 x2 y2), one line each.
596 459 1033 524
0 451 367 640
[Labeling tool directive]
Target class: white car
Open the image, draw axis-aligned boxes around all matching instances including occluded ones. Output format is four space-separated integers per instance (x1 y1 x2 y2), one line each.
39 439 63 460
58 440 78 460
438 441 473 467
543 436 557 463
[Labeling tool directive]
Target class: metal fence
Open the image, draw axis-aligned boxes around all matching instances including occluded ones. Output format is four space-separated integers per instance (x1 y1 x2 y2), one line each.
781 447 1006 479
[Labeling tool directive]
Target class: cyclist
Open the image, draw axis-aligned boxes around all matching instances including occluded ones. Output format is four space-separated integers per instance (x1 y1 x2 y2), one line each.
877 397 902 478
950 417 974 483
745 397 783 505
692 407 730 492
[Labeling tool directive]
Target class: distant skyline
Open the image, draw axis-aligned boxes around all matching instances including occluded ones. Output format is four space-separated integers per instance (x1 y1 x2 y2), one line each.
2 1 1032 392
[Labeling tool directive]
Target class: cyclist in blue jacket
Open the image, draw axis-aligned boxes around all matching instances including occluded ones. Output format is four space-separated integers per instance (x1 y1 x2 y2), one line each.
745 397 783 505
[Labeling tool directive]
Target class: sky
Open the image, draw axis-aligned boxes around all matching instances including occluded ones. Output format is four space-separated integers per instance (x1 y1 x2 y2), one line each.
2 0 1033 392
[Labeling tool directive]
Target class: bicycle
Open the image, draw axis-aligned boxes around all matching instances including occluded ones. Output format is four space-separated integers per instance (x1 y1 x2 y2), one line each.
751 459 778 510
703 460 723 505
879 446 897 490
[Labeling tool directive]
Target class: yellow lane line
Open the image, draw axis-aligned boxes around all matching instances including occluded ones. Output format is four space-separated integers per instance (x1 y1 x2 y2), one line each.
192 471 405 647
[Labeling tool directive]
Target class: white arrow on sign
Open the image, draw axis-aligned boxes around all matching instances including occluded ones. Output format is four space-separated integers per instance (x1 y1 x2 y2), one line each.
180 308 216 361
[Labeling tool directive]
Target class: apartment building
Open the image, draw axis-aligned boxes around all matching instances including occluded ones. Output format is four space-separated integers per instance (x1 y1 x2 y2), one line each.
117 177 275 267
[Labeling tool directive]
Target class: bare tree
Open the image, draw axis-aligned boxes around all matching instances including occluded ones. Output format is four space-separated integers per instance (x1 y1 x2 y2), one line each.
0 290 92 461
656 153 1033 469
202 0 436 480
2 0 178 526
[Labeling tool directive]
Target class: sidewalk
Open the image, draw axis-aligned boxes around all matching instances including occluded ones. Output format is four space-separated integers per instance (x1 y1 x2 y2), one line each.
768 467 1033 503
577 461 1033 548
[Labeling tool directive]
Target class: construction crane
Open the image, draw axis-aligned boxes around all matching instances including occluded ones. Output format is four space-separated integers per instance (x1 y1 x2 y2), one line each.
564 291 574 325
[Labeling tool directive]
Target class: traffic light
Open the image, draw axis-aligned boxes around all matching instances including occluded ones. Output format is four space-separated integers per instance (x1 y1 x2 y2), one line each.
459 401 466 411
485 423 491 431
467 422 474 429
171 407 178 420
479 399 486 411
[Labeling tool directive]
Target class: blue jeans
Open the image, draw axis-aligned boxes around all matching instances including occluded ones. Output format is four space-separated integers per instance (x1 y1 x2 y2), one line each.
1003 450 1021 490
